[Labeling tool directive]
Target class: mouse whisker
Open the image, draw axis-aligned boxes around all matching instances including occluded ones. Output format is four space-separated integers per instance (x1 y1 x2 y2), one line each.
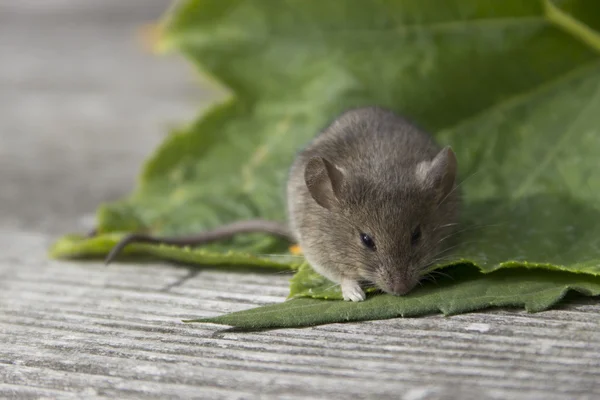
421 274 438 284
433 240 481 256
434 222 505 246
433 222 460 231
425 258 459 267
434 169 481 211
426 254 461 266
425 270 454 280
320 282 342 293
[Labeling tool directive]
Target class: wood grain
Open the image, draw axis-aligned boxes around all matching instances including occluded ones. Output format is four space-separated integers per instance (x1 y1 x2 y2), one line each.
0 1 599 399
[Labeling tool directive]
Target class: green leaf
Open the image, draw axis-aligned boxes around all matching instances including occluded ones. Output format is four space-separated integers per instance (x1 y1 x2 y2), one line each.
288 263 382 300
191 264 600 330
51 0 600 326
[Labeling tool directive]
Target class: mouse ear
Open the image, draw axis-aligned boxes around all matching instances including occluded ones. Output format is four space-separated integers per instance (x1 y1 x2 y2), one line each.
304 157 344 210
416 146 457 204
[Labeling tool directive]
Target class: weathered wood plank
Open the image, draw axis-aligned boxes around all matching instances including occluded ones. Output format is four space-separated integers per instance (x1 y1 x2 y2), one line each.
1 1 599 399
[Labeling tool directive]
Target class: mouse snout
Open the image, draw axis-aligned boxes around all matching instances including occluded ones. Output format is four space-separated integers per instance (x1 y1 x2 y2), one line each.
379 278 414 296
376 262 418 296
390 280 412 296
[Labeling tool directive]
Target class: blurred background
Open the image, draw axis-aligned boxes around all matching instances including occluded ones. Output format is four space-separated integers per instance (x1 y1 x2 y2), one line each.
0 0 222 235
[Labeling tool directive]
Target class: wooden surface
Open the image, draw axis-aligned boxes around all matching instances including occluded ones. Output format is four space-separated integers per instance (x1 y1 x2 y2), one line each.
1 2 599 399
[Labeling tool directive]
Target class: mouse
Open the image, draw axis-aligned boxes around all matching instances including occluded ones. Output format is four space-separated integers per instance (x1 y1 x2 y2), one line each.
287 106 460 301
104 106 460 302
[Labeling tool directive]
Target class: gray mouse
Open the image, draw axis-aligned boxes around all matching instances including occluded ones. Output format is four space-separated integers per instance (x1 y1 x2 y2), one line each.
104 106 460 301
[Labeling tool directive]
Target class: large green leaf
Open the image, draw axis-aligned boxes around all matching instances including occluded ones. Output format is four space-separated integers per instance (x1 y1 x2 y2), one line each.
50 0 600 326
191 264 600 330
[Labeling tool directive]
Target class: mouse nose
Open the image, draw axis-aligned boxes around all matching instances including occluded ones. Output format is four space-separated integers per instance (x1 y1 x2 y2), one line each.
391 280 412 296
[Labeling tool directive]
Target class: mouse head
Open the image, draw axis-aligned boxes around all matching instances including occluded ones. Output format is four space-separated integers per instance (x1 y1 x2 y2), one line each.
304 146 458 296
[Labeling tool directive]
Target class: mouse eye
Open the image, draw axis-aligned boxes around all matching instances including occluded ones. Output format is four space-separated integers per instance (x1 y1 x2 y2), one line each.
359 233 376 250
411 225 422 246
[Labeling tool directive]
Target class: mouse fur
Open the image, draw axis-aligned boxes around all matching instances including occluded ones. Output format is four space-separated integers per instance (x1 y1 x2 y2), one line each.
287 106 460 301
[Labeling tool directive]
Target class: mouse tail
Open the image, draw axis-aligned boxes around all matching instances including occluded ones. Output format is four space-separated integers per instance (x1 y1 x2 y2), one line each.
104 219 293 265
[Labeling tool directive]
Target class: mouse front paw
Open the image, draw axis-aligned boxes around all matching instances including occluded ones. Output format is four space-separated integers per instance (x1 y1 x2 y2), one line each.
341 279 366 302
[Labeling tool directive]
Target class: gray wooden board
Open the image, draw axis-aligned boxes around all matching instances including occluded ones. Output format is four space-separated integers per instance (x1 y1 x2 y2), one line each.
1 1 599 399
